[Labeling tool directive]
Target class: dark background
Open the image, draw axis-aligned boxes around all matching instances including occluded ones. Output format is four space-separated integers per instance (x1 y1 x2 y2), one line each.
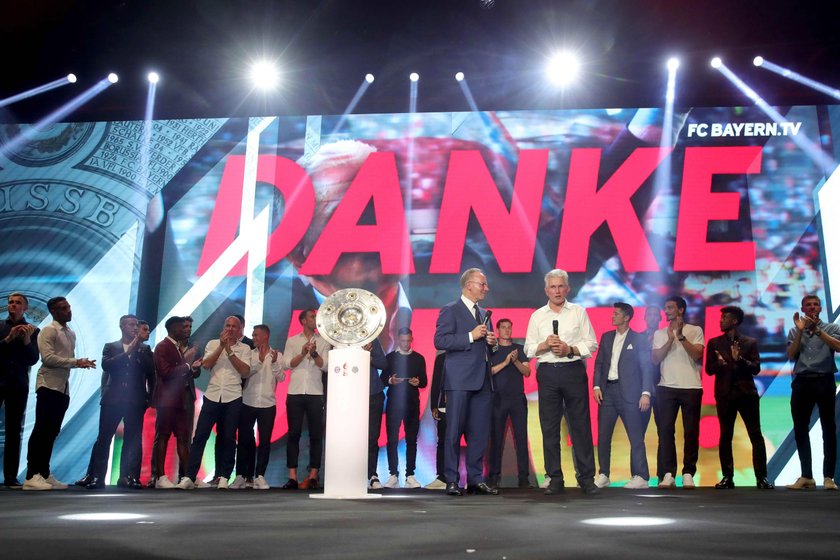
3 0 840 122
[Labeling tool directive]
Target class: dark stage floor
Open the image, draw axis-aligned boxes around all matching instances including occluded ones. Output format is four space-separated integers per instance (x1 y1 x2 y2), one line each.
1 485 838 559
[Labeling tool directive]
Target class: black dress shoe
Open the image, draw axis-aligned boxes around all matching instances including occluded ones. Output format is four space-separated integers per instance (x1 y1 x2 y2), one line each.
122 476 143 490
544 480 565 495
117 476 131 488
466 482 499 495
85 477 105 489
446 482 464 496
580 482 600 496
756 477 775 490
74 474 94 487
280 478 298 490
518 478 535 489
715 476 735 489
3 479 22 488
146 478 157 489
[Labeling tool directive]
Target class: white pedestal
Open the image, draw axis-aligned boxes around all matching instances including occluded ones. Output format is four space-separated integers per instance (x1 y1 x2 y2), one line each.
311 347 381 500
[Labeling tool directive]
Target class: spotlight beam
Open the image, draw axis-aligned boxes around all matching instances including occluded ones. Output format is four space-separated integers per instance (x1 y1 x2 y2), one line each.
714 62 836 174
755 58 840 100
328 77 374 135
0 76 115 162
0 75 76 108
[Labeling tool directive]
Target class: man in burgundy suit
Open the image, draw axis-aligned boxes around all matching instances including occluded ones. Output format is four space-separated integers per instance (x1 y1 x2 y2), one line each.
150 317 202 488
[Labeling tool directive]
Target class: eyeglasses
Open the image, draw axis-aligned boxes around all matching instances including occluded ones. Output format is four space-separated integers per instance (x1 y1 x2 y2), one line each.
468 280 488 288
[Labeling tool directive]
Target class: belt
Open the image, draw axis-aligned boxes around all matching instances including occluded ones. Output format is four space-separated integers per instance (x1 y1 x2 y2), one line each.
538 361 580 368
606 379 619 384
795 372 832 379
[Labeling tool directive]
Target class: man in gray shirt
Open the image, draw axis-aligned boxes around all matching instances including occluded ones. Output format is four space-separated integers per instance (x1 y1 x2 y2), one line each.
23 297 96 491
785 294 840 490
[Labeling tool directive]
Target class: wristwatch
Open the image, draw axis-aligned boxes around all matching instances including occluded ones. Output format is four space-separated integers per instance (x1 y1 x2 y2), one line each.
677 335 686 342
566 350 575 359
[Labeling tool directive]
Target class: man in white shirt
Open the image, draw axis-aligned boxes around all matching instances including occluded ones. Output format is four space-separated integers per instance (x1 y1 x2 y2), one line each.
524 269 599 496
230 324 284 490
280 308 331 490
651 296 705 489
23 297 96 491
176 316 252 489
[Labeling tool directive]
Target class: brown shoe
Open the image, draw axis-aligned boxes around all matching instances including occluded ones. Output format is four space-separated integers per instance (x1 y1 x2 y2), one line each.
785 477 816 490
299 477 319 490
824 477 838 491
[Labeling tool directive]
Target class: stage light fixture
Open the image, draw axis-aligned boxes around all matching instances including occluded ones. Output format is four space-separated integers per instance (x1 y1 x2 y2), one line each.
410 72 420 82
250 61 280 90
582 517 675 527
59 513 149 521
710 57 722 69
148 72 160 84
667 58 680 71
546 51 581 86
365 73 375 83
108 73 119 84
753 56 764 67
455 72 465 82
67 74 77 84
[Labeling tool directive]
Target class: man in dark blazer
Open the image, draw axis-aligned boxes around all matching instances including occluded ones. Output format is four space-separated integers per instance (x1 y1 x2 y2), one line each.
705 306 773 489
592 303 653 489
433 268 498 496
76 315 155 489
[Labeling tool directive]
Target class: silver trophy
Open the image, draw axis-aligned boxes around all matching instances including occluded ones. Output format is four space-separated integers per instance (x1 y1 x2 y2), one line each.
316 288 386 348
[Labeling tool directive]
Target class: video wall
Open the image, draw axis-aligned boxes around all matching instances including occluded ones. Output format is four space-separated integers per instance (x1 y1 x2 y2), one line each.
1 104 838 486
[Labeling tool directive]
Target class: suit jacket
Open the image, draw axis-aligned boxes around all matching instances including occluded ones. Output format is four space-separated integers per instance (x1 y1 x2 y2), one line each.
704 333 760 399
593 329 654 404
153 338 194 408
433 299 493 392
101 340 155 407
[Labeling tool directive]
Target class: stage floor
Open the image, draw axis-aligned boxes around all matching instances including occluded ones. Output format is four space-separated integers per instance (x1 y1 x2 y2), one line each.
1 485 838 559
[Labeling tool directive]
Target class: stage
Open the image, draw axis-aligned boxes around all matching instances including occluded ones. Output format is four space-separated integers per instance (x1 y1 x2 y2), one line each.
1 485 837 559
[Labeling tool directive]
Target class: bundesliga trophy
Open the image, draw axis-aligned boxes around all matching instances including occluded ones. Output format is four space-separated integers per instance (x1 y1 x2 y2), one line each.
311 289 386 499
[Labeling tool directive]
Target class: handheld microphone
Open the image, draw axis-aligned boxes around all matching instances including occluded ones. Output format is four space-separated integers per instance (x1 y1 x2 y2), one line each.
484 309 493 327
552 319 559 335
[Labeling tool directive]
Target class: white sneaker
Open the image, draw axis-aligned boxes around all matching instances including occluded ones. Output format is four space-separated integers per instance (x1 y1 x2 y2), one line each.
368 476 382 489
624 475 649 489
22 474 53 491
229 475 247 490
540 476 552 489
404 475 421 489
824 477 839 491
658 473 676 488
384 474 400 488
195 477 211 489
594 473 610 488
45 475 68 489
423 478 446 490
682 473 696 488
175 477 195 490
155 475 176 489
253 475 270 490
217 477 229 489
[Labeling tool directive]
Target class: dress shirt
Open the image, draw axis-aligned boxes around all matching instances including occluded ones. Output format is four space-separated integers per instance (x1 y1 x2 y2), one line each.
283 332 330 395
202 339 252 403
607 329 629 381
36 320 77 394
788 320 840 375
460 295 482 343
243 348 285 408
524 300 598 362
652 324 704 389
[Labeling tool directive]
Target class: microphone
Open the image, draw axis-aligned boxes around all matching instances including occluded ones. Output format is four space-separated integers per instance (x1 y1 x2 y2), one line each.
484 309 493 328
552 319 559 335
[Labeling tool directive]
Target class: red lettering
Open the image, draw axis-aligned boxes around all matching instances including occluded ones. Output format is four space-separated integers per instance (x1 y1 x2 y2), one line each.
429 149 548 273
299 152 415 275
674 147 760 271
556 147 669 272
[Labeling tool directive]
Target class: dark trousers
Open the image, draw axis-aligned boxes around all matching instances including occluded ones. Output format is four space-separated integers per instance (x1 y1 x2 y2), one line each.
435 411 446 479
25 387 69 479
0 387 27 483
236 404 276 478
488 394 530 483
597 385 648 479
386 403 420 476
646 394 666 478
444 375 493 486
656 386 702 476
151 404 192 480
537 361 595 485
790 375 836 479
186 397 242 480
369 392 384 478
286 394 324 470
87 401 146 480
717 393 767 478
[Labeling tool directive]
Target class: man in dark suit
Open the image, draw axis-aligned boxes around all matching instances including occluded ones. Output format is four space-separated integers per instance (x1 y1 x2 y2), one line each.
75 315 155 489
433 268 498 496
705 306 774 489
592 303 653 489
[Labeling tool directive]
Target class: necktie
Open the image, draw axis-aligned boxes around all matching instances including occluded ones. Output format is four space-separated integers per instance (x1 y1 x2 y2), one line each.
473 304 481 324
